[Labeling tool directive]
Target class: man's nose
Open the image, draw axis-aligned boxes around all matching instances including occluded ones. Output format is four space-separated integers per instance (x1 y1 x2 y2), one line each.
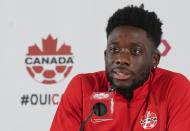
115 51 131 66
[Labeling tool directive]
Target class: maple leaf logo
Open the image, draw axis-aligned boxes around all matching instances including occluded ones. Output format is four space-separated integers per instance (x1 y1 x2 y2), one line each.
25 35 74 84
27 35 72 55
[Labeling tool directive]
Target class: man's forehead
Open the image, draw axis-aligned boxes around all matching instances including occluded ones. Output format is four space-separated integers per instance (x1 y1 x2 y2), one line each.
108 26 148 40
107 28 157 53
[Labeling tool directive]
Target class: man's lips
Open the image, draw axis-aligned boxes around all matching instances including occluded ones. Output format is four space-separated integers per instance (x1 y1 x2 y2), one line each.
112 68 131 80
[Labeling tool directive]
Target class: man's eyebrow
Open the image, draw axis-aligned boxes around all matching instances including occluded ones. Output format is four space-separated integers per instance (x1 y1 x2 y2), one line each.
131 42 144 47
109 40 119 44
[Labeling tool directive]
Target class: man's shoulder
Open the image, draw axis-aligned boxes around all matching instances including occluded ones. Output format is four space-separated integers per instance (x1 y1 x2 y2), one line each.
73 71 109 92
76 71 106 79
153 67 188 82
151 67 190 94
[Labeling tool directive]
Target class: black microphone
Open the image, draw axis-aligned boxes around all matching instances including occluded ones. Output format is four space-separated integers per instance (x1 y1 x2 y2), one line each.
79 102 107 131
79 91 114 131
93 102 107 116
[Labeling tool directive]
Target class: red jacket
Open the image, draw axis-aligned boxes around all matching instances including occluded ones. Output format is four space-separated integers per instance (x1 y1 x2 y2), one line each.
51 68 190 131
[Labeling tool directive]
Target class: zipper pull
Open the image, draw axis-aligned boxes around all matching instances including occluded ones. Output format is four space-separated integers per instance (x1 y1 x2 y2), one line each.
128 100 130 108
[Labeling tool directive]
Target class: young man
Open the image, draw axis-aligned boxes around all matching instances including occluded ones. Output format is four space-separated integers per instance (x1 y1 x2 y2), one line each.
51 5 190 131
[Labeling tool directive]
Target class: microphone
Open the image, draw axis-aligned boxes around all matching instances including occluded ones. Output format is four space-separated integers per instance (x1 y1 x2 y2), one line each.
79 103 107 131
79 92 114 131
93 102 107 116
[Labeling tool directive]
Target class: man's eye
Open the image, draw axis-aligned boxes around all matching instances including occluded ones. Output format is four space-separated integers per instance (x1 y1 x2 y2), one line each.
131 48 143 55
109 47 120 53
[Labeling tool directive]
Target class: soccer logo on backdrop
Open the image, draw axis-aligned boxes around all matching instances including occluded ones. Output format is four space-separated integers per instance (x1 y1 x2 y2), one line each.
25 35 74 84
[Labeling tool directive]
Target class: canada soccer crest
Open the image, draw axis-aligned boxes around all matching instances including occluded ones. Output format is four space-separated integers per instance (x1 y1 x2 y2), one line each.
25 35 74 84
140 111 157 129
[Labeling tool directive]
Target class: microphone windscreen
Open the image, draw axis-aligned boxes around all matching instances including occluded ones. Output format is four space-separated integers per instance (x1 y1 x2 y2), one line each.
93 102 107 116
90 92 114 123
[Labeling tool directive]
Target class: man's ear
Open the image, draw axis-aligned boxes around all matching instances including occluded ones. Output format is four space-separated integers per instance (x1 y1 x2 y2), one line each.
104 50 107 56
104 45 108 57
152 50 160 68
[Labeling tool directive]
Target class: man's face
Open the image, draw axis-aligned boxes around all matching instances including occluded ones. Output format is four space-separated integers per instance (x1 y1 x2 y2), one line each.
105 26 156 91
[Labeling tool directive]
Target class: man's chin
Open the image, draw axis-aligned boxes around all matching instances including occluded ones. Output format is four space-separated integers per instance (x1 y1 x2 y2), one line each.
112 80 140 94
112 80 134 90
114 85 132 90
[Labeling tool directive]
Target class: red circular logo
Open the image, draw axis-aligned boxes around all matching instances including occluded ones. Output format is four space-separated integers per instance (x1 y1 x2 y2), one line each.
140 111 157 129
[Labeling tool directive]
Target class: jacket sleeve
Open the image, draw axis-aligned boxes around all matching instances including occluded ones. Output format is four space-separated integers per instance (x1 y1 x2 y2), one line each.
167 74 190 131
50 75 83 131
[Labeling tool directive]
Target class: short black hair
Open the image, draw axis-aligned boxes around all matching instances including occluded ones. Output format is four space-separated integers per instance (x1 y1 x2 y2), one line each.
106 4 163 48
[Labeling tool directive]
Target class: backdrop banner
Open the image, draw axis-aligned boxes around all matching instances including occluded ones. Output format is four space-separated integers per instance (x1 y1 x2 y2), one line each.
0 0 189 131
